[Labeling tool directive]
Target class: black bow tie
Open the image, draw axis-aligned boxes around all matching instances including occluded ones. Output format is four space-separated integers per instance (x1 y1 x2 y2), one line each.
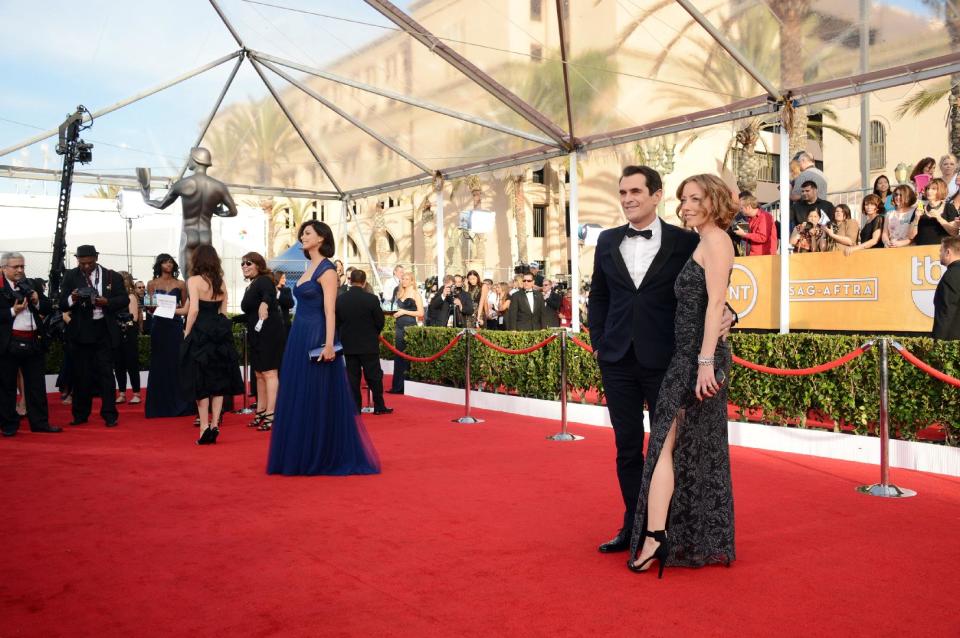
625 227 653 239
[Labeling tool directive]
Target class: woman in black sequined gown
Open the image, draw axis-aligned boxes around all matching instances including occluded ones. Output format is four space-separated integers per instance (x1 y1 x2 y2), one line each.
628 174 737 577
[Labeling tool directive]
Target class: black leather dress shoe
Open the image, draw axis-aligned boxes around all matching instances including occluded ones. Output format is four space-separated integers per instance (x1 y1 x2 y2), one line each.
1 430 16 437
386 389 403 395
31 425 63 433
69 419 88 426
598 529 631 553
105 420 118 428
372 407 394 415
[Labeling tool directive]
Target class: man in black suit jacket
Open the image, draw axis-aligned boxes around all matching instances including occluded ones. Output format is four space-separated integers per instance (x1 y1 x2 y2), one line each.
0 253 62 436
506 273 548 330
335 269 392 415
58 245 128 427
588 165 704 554
933 237 960 340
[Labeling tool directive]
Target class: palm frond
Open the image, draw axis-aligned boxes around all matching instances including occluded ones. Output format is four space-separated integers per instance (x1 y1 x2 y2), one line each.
895 84 951 119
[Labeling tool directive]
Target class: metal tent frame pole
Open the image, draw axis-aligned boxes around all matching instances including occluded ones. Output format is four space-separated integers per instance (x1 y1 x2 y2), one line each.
778 125 791 334
435 181 445 283
569 150 581 332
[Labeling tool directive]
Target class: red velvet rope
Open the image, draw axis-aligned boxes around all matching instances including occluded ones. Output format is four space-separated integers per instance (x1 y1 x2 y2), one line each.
732 348 867 376
378 333 463 362
893 346 960 388
570 335 594 354
473 332 557 355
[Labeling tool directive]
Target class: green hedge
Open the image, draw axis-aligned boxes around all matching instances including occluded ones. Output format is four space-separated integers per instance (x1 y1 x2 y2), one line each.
397 328 960 445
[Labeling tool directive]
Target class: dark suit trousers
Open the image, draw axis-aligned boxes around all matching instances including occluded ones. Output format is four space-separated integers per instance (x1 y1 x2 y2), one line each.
0 342 50 433
71 321 118 423
598 349 667 534
345 353 386 412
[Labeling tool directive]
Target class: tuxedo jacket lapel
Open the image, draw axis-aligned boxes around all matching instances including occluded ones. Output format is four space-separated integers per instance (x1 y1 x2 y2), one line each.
639 224 676 290
608 225 635 290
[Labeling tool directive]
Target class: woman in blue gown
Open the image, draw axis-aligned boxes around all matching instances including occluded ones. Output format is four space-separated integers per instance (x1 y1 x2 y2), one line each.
145 254 194 418
267 221 380 476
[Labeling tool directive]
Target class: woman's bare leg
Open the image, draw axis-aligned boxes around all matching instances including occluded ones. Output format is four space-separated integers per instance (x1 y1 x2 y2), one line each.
632 414 679 568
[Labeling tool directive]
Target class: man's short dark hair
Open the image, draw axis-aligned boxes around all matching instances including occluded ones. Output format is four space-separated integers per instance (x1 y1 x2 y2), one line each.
350 269 367 285
801 180 818 191
620 165 663 193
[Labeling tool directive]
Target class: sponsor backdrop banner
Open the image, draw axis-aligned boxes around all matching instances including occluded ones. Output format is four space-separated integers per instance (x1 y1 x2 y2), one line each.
727 246 942 332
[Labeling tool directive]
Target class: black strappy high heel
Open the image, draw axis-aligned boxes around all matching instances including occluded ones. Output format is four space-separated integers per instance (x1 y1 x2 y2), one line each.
248 411 266 428
627 530 671 579
256 413 274 431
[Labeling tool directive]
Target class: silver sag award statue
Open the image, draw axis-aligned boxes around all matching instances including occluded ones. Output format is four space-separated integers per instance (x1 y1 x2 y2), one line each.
137 147 238 277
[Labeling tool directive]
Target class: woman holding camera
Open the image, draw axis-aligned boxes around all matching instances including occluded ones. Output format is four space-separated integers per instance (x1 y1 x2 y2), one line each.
789 210 827 253
113 271 142 404
823 204 860 252
145 253 193 418
388 271 423 395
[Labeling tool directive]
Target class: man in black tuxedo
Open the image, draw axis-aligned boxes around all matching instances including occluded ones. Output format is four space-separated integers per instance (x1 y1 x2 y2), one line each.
505 273 548 330
541 279 562 328
335 269 392 415
58 245 128 427
0 253 62 436
933 236 960 340
589 165 733 554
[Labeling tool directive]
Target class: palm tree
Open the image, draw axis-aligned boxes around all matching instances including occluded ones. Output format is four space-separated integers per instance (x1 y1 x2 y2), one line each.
93 184 122 199
894 1 960 155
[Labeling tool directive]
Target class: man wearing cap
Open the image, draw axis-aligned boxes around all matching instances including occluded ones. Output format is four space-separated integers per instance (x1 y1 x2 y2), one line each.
0 252 61 436
141 146 238 279
59 245 128 427
528 262 544 288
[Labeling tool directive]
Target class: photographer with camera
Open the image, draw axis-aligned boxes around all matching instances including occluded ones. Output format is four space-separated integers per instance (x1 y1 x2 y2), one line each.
732 195 778 255
0 253 61 436
59 245 128 427
542 279 562 328
425 274 474 328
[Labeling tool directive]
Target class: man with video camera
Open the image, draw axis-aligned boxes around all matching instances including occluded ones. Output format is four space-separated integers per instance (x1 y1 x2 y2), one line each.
426 274 474 327
0 252 62 436
59 245 128 427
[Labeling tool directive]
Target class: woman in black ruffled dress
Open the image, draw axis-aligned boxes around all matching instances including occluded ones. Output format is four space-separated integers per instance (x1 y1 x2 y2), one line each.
180 245 243 445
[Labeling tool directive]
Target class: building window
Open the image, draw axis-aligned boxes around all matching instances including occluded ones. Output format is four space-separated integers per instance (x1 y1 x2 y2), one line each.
530 0 542 21
319 204 325 222
532 167 545 184
533 204 546 237
347 237 359 258
731 151 781 184
530 43 543 62
870 120 886 171
283 207 291 229
565 202 570 238
385 231 396 252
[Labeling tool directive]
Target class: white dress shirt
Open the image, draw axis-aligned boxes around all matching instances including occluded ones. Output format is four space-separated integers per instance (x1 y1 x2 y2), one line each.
619 217 663 288
6 278 36 331
525 290 536 312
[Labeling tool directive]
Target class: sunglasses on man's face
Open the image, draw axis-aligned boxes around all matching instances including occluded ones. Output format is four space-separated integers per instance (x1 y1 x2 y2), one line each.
523 278 534 283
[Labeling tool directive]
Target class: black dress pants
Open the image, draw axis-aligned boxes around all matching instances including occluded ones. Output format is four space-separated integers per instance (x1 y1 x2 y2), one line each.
114 324 140 392
598 349 667 535
0 341 51 434
345 353 386 413
71 321 118 423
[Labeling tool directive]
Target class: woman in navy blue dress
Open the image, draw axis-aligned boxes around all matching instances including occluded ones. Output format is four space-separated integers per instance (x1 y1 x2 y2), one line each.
267 221 380 476
145 254 194 418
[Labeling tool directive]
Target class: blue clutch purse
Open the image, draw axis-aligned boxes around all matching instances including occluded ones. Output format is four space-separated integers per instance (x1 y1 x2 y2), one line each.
308 342 343 362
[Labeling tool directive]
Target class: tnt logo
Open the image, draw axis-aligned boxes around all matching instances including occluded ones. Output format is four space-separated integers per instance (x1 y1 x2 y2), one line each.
910 256 944 318
727 263 757 318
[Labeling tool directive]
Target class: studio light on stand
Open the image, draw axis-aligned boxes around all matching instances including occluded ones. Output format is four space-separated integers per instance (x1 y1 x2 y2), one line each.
116 189 153 275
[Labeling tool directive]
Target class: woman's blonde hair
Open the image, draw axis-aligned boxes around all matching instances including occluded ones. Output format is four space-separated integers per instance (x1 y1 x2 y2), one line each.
675 174 738 230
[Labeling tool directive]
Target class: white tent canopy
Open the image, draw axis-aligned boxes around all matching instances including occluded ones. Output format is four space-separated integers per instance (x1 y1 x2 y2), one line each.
3 0 960 330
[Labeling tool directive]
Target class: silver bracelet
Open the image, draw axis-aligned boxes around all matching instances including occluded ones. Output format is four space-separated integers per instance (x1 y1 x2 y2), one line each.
697 355 715 366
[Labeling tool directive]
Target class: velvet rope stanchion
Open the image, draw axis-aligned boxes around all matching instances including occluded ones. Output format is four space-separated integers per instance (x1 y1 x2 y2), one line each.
547 329 583 442
235 325 254 415
890 341 960 388
452 329 482 425
857 338 917 499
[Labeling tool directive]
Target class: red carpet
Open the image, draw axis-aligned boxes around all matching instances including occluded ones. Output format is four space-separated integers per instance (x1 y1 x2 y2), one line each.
3 390 960 637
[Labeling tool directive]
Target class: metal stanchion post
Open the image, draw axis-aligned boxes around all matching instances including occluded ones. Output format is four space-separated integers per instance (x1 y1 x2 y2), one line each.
236 326 254 414
452 329 483 424
857 338 916 498
361 384 374 414
548 329 582 441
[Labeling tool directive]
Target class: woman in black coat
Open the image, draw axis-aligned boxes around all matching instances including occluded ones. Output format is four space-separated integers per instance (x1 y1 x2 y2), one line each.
240 252 285 430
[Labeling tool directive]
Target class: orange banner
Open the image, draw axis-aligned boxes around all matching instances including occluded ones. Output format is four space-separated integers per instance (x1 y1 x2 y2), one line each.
727 246 943 332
